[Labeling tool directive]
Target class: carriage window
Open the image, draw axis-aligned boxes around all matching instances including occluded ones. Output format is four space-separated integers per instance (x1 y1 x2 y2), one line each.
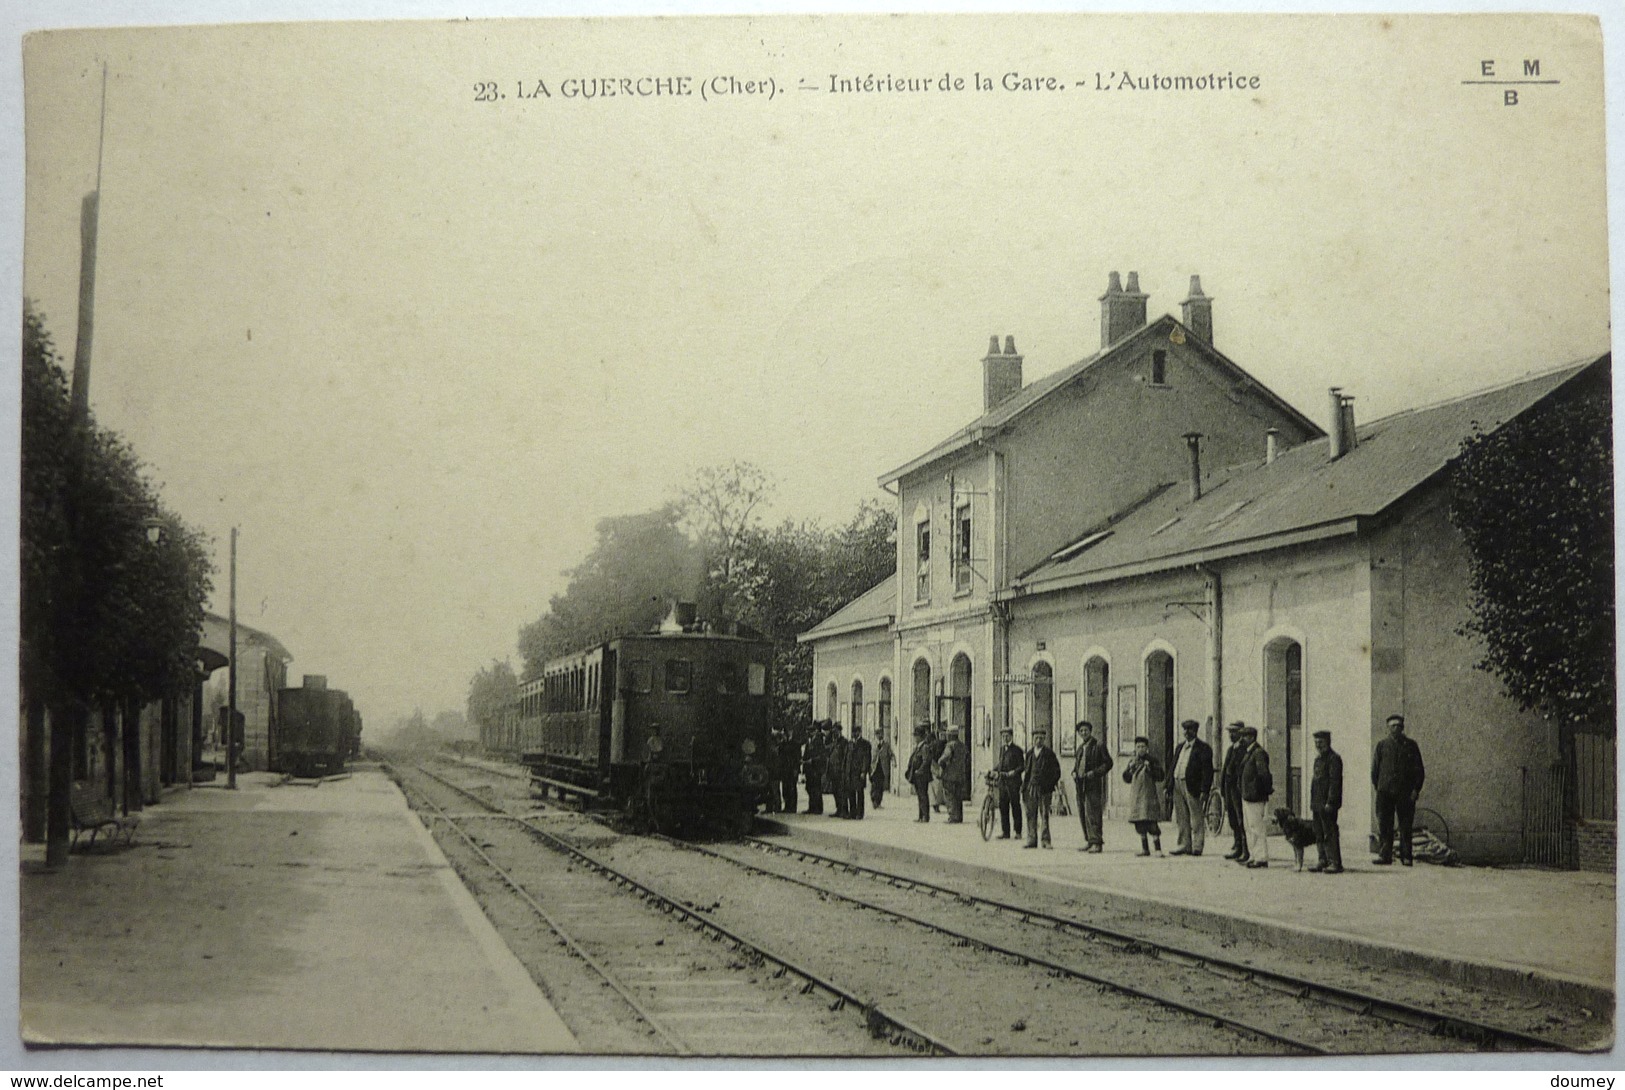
716 663 739 694
748 662 767 696
625 660 652 694
665 659 693 694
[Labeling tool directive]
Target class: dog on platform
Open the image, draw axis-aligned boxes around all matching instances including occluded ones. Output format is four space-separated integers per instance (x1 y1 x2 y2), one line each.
1272 807 1319 872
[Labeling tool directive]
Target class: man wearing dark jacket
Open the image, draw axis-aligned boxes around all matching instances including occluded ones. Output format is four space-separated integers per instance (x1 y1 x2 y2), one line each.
869 733 893 810
1167 719 1215 857
1371 714 1425 866
1310 729 1344 873
1220 721 1249 862
1238 724 1273 869
905 724 934 822
1071 721 1113 852
994 728 1025 840
825 723 850 818
846 725 872 820
1022 729 1062 849
801 724 826 815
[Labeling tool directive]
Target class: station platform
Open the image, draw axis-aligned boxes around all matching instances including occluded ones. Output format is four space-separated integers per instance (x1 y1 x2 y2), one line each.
766 793 1617 1011
19 766 578 1055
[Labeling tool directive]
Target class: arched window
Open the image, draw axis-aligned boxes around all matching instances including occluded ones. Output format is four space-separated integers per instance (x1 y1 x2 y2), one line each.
1032 661 1054 739
851 679 864 735
1083 656 1110 746
949 653 973 738
826 681 839 722
879 677 894 747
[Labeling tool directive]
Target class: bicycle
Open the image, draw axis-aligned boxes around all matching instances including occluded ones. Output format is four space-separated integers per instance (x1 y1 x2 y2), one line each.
979 770 1003 841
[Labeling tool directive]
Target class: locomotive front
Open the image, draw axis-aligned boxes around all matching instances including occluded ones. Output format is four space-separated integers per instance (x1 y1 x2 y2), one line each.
610 628 773 833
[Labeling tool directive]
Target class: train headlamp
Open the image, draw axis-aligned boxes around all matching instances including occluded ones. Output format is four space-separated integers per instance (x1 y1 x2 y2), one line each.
647 735 664 756
741 739 756 756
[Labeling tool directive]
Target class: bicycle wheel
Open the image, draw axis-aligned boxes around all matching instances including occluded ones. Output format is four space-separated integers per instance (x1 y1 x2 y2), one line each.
979 794 996 841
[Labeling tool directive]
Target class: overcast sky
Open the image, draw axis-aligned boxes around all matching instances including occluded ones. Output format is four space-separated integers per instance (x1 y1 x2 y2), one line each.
19 13 1611 731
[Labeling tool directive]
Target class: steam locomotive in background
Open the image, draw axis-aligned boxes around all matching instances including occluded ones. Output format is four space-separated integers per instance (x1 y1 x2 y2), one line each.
273 675 362 777
503 604 774 833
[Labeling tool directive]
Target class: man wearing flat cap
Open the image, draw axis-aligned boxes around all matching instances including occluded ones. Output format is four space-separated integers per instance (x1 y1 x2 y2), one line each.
905 724 934 822
1309 729 1343 873
1219 721 1250 862
1372 713 1425 866
1238 725 1273 868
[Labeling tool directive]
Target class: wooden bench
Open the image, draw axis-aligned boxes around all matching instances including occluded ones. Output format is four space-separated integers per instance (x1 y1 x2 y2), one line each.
69 782 140 850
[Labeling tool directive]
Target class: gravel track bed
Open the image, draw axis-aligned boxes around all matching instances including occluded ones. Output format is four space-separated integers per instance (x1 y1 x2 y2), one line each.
747 836 1609 1052
394 762 892 1056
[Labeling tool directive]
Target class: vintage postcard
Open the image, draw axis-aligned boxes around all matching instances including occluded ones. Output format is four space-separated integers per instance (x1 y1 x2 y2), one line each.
12 7 1616 1069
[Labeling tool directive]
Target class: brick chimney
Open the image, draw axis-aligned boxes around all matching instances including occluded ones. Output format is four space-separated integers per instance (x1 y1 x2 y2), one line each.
982 334 1024 412
1181 275 1214 345
1100 271 1148 349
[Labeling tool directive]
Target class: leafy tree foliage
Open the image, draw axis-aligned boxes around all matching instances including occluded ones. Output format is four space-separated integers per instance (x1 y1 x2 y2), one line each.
21 303 214 710
682 459 774 617
517 504 703 678
1449 382 1614 733
466 659 519 734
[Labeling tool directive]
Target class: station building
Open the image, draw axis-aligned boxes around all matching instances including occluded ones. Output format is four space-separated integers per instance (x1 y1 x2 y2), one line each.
800 271 1612 865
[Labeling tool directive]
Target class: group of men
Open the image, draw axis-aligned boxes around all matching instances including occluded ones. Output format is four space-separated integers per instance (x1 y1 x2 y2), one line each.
767 711 1426 871
765 719 895 820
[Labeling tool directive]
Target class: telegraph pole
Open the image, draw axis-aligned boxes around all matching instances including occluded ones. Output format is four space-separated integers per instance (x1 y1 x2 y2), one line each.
228 527 238 790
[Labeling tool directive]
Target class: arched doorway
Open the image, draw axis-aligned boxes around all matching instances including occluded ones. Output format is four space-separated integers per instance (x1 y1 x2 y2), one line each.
1145 649 1175 770
850 679 864 737
911 659 932 730
1083 656 1110 747
1264 637 1305 817
947 654 972 738
878 677 894 792
1032 661 1054 742
826 681 839 723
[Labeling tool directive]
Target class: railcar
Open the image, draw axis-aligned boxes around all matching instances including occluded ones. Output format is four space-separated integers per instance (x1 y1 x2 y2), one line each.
273 675 360 777
515 604 774 833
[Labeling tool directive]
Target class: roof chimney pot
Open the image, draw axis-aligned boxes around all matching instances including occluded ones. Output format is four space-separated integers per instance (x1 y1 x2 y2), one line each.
1265 427 1280 465
982 334 1024 412
1181 274 1215 345
1184 432 1204 502
1100 269 1149 349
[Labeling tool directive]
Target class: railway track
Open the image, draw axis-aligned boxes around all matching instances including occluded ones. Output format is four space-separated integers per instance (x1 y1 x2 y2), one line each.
391 760 945 1055
408 757 1593 1056
690 835 1584 1054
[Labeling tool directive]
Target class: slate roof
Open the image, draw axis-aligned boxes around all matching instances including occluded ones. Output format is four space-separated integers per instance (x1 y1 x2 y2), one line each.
1015 356 1606 592
879 316 1324 486
201 611 293 666
797 573 897 641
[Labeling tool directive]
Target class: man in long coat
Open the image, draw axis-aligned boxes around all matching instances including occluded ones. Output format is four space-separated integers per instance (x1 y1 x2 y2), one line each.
1238 725 1273 868
1371 714 1425 866
777 728 802 817
846 725 872 820
1166 718 1215 857
1021 729 1062 848
905 724 934 822
994 727 1025 840
1309 729 1344 873
801 724 826 815
1071 721 1113 853
1220 721 1249 861
869 732 894 810
936 725 971 823
825 722 850 818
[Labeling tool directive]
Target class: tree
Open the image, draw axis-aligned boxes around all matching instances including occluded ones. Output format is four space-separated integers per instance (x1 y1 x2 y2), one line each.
681 460 774 617
1449 382 1614 734
21 302 214 849
467 659 519 737
517 504 703 677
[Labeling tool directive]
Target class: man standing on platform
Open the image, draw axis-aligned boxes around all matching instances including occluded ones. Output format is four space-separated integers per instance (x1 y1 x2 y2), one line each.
802 723 826 815
905 724 934 822
826 721 850 819
1220 721 1249 862
1371 714 1425 866
1238 724 1273 868
1022 728 1062 849
847 724 872 820
778 727 801 817
937 725 970 824
1167 719 1215 857
994 727 1025 840
1071 721 1113 853
1309 729 1344 874
870 730 893 811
